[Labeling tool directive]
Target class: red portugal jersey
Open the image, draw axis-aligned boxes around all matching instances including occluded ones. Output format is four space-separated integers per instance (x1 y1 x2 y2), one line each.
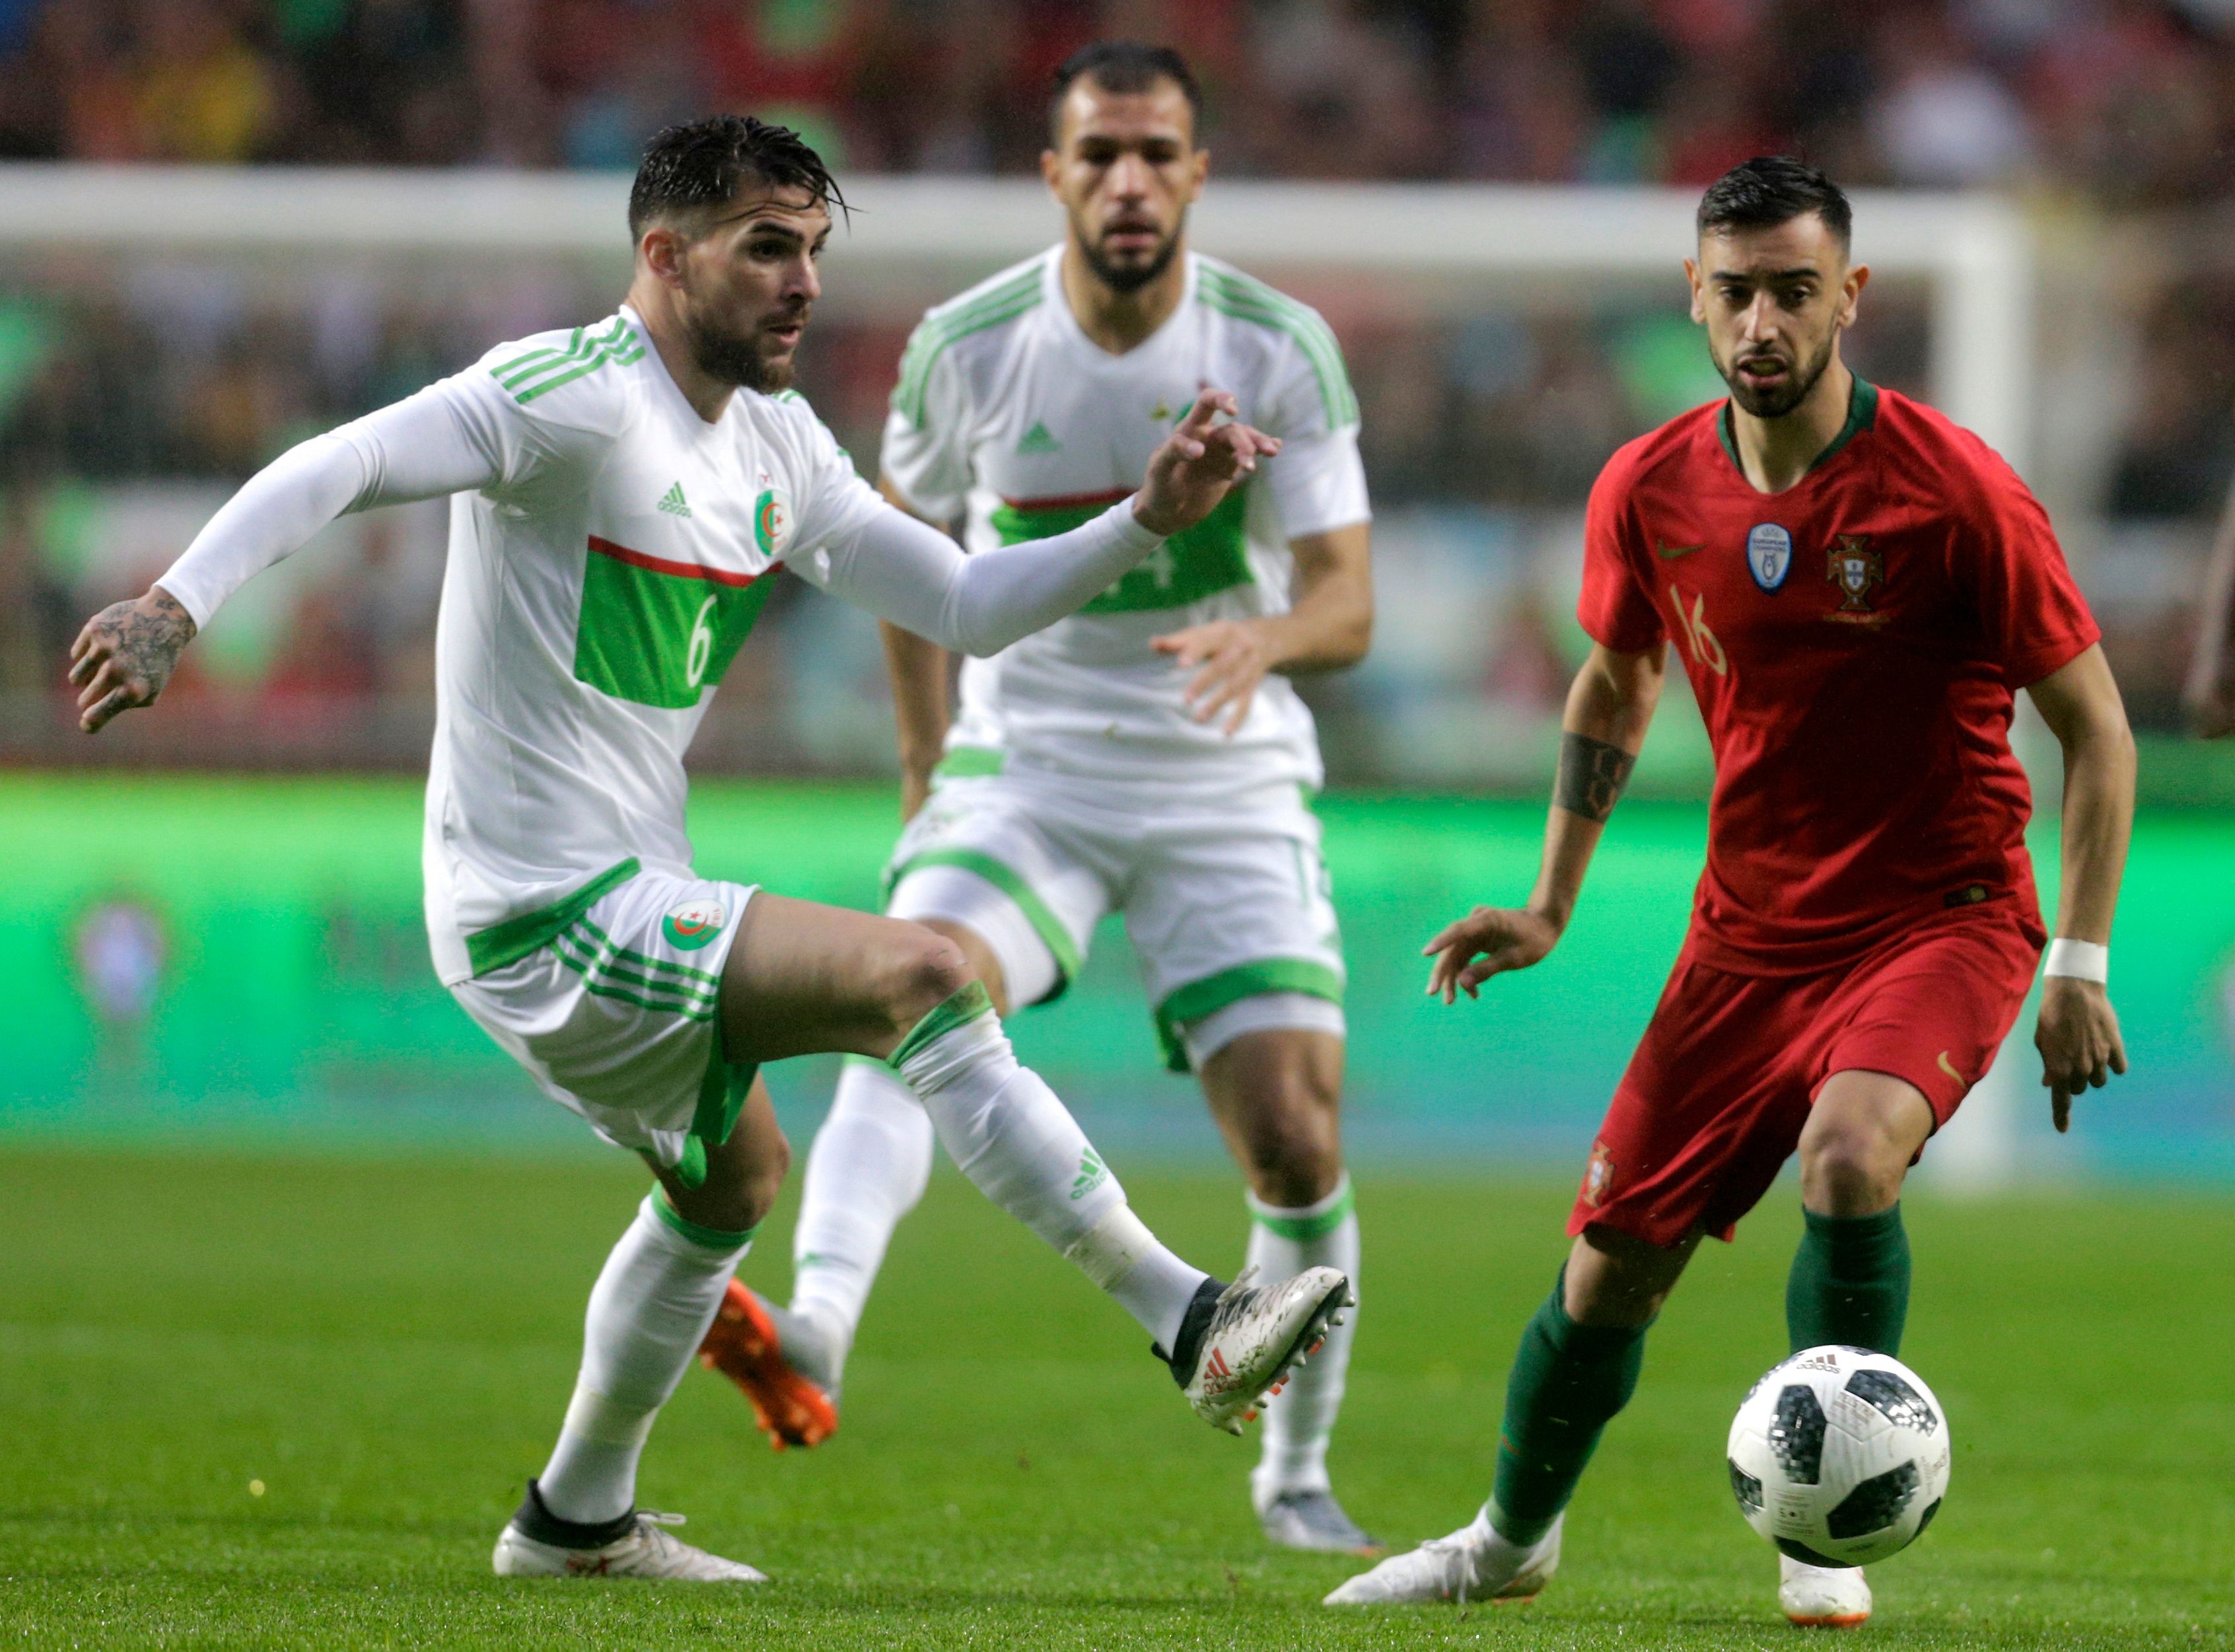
1578 377 2100 975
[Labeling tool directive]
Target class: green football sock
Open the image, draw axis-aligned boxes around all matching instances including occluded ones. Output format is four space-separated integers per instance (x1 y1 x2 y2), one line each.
1786 1204 1910 1356
1486 1275 1649 1546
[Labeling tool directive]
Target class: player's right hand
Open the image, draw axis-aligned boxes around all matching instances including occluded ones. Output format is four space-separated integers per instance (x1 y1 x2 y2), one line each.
2036 975 2127 1133
1421 905 1562 1003
69 585 197 733
1133 389 1279 538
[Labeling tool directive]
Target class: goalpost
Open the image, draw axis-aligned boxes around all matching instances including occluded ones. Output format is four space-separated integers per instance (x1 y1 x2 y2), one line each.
0 166 2041 1183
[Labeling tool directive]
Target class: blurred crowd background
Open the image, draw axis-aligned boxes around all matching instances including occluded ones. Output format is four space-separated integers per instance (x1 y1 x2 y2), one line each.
2 0 2234 786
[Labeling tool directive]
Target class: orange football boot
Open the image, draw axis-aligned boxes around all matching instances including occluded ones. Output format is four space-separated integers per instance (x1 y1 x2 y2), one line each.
698 1281 838 1451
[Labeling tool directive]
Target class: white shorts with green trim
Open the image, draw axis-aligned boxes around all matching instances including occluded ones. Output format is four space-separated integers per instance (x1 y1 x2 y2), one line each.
450 861 758 1172
884 772 1345 1072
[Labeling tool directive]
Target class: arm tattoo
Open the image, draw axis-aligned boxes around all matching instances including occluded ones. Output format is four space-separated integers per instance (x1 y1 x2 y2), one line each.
1555 733 1637 822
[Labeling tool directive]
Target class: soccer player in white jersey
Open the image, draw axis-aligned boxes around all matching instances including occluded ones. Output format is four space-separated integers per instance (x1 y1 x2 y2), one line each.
67 116 1352 1584
718 45 1380 1554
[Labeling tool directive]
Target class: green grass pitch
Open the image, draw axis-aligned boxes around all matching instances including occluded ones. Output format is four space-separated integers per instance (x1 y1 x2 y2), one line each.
1 1147 2228 1648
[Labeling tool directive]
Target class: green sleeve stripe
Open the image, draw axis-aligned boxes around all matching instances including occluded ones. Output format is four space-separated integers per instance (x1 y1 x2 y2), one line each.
1249 1180 1356 1242
513 338 645 406
649 1188 757 1251
567 911 725 988
884 846 1081 992
495 317 629 389
1152 956 1345 1073
892 281 1043 426
888 980 996 1071
1197 272 1358 425
493 325 588 384
553 927 720 1013
464 858 641 976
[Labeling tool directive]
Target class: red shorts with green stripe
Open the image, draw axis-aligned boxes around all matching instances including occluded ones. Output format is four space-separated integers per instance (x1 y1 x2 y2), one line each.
1571 905 2041 1248
884 770 1346 1071
451 862 758 1173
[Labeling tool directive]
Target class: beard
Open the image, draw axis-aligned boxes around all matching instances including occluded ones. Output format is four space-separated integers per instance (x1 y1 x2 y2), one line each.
1074 213 1184 296
682 301 798 394
1713 328 1837 419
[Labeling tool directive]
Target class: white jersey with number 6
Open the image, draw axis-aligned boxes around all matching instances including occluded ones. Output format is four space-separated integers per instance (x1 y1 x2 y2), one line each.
882 248 1370 801
419 306 885 983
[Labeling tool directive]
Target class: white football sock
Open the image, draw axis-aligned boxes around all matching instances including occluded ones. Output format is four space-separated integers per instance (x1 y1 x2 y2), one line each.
537 1192 752 1526
1248 1175 1360 1501
789 1055 937 1373
894 985 1207 1349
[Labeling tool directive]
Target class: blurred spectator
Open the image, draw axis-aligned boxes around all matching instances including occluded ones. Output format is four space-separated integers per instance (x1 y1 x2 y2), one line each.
0 0 2230 772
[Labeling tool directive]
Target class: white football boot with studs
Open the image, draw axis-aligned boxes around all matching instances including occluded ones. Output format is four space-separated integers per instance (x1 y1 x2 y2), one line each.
1324 1510 1562 1606
492 1510 767 1583
1779 1554 1871 1628
1179 1266 1353 1435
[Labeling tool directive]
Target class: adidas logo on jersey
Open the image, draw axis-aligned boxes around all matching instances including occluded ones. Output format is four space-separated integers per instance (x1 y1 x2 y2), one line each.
658 482 692 517
1016 421 1061 455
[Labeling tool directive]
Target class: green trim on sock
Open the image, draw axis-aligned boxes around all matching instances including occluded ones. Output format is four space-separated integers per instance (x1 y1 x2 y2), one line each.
1787 1203 1911 1356
649 1187 757 1252
1489 1274 1649 1546
888 980 995 1071
1248 1180 1356 1242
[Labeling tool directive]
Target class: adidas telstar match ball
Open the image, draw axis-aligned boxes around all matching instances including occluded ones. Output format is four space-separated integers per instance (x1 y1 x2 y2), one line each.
1726 1345 1951 1567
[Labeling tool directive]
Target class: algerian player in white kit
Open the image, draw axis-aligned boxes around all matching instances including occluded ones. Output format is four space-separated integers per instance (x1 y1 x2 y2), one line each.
67 116 1352 1583
711 46 1380 1554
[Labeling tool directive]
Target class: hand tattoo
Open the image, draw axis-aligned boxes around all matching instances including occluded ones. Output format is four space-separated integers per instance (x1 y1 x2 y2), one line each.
78 586 197 725
1554 732 1637 822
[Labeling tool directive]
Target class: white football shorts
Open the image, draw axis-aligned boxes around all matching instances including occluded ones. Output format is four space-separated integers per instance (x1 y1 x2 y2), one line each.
450 859 759 1169
884 772 1345 1071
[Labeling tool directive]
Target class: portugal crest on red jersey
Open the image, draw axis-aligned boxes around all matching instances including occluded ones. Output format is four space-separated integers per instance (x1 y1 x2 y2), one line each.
1827 535 1883 612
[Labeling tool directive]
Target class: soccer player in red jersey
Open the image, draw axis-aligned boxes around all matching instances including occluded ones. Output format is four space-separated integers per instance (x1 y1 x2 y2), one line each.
1328 159 2137 1625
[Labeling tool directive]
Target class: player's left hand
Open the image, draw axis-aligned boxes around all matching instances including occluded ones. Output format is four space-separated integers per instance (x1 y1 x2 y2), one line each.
1133 389 1279 538
1151 618 1277 735
2035 976 2127 1133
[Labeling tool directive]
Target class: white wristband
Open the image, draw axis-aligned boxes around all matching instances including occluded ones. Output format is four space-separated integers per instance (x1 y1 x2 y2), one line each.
2043 939 2108 984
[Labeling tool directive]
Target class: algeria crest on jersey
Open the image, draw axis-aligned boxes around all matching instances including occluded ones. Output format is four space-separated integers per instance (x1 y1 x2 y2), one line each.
1827 535 1883 612
753 488 793 559
1746 522 1793 591
662 898 727 951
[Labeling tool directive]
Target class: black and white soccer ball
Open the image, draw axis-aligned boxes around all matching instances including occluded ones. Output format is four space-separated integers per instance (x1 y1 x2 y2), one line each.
1726 1345 1952 1567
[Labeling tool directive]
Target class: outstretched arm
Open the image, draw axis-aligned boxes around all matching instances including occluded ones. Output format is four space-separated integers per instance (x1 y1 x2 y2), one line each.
874 477 957 820
1150 521 1372 735
2026 643 2136 1130
1423 641 1667 1003
817 390 1278 658
2184 462 2235 738
69 380 518 731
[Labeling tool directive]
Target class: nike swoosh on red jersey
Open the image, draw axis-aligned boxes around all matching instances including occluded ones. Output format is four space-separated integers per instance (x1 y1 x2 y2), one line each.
1655 540 1703 559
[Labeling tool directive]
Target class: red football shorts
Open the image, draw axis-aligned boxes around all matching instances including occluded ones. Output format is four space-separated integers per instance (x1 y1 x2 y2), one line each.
1569 907 2041 1248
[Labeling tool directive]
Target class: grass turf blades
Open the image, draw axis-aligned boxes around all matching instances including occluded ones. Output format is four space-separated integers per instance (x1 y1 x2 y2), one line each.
0 1147 2228 1648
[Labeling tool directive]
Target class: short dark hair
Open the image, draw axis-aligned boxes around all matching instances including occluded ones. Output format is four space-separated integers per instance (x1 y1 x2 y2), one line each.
628 114 846 241
1697 157 1852 250
1047 41 1203 142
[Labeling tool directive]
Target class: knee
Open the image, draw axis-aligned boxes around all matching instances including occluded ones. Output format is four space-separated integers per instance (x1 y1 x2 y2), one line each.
1231 1072 1343 1207
876 927 979 1040
1798 1111 1909 1215
675 1131 788 1236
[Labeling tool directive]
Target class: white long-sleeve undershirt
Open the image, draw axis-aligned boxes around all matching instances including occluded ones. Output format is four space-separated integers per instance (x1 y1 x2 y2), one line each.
157 375 1168 659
